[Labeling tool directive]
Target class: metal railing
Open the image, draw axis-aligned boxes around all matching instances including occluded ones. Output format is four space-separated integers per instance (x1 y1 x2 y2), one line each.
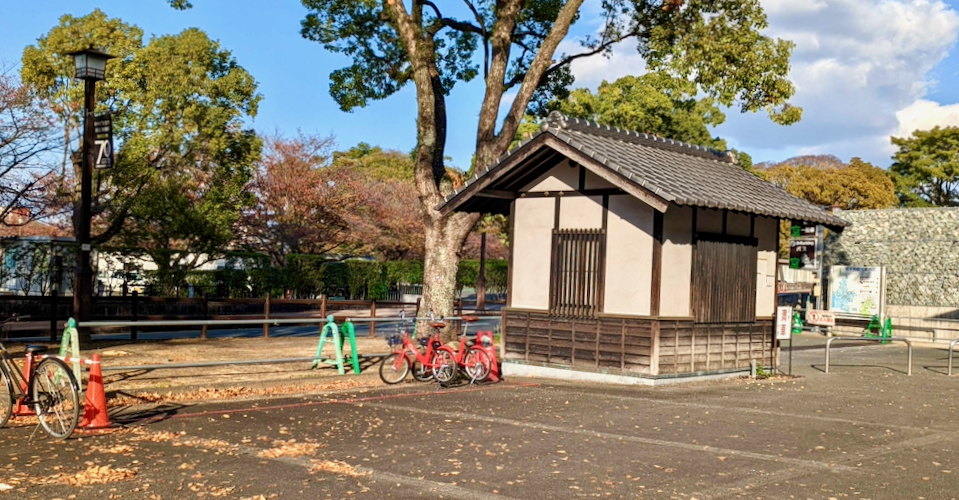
824 336 913 375
948 338 959 376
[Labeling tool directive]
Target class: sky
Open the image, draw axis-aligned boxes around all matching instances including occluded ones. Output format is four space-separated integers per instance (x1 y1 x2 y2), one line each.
2 0 959 169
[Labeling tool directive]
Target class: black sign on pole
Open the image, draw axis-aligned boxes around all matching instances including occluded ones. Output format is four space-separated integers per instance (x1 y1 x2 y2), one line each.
790 221 817 238
93 113 114 169
789 238 818 270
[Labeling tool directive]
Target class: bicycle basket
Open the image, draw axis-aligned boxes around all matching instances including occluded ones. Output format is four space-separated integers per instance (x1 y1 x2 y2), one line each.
386 335 403 347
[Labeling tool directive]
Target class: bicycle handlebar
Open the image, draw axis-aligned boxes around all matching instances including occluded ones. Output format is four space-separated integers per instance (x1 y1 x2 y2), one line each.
1 314 30 326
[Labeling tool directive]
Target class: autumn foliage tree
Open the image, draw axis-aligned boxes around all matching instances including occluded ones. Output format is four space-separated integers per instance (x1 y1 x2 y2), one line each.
0 65 59 227
762 156 898 210
243 133 360 266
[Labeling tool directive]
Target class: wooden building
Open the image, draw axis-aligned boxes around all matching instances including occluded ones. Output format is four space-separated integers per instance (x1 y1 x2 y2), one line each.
438 112 848 383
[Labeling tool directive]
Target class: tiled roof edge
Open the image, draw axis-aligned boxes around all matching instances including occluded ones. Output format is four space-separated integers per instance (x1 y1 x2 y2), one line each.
542 111 737 164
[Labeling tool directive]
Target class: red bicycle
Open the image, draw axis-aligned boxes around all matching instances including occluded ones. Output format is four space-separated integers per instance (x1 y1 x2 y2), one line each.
434 315 492 385
378 315 455 384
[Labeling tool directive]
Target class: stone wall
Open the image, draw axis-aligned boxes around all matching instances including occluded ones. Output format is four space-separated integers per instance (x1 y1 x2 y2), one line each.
826 208 959 308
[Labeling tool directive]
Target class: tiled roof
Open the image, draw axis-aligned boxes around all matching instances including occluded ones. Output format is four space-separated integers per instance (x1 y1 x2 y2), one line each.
441 111 850 228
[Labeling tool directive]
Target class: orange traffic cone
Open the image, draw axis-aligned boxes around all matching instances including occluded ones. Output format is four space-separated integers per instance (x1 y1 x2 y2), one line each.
80 354 111 429
14 353 36 416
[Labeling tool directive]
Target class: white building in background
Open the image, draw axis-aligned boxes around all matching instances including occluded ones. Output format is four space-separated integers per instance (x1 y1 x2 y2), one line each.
1 235 244 297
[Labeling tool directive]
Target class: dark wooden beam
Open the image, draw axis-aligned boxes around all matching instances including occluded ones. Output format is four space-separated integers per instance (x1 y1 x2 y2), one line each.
518 188 624 198
650 211 663 316
474 189 517 200
542 136 671 213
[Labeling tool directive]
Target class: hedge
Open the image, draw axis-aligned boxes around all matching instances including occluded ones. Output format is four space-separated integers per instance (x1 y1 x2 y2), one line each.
179 257 506 299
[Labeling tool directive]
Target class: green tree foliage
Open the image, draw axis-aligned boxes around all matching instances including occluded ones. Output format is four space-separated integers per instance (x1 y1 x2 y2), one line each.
331 143 414 181
21 11 262 293
764 156 898 209
891 126 959 207
549 74 726 148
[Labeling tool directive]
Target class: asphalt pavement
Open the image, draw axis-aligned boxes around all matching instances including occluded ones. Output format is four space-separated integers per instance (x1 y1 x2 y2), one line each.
2 333 959 499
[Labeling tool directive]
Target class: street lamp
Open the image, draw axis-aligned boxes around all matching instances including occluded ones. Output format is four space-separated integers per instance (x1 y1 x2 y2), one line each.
66 48 115 333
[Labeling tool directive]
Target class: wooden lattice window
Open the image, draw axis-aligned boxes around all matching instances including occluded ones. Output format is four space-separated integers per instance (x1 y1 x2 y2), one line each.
692 235 758 323
549 228 605 317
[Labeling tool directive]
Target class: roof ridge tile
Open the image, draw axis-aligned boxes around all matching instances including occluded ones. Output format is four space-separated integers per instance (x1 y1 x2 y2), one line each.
544 111 736 164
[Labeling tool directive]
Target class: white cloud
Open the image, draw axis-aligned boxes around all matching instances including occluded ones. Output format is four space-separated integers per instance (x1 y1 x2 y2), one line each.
557 38 647 90
562 0 959 166
894 99 959 138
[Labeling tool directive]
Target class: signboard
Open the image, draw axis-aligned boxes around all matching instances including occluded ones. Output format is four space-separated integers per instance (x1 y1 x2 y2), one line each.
789 238 818 270
806 309 836 327
776 306 793 340
828 266 885 317
790 221 817 238
94 113 114 169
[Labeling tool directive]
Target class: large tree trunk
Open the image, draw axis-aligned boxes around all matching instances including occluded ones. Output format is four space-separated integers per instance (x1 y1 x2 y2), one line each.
420 211 478 341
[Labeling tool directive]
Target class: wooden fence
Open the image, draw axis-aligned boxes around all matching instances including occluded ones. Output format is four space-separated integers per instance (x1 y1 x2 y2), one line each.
0 292 422 341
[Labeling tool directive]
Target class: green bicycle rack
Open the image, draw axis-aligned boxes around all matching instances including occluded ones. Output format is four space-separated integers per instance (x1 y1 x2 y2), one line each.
312 316 360 375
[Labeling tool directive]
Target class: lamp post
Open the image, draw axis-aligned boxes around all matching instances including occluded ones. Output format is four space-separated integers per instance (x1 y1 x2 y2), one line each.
67 48 114 333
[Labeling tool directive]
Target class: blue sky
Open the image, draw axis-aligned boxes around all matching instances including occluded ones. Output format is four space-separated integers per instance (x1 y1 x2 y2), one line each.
3 0 959 169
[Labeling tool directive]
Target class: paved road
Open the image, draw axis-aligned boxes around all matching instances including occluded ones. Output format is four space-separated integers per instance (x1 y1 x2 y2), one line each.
3 337 959 499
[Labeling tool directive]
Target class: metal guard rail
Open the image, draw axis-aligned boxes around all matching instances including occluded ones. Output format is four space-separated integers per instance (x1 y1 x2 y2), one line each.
824 336 913 376
948 338 959 376
78 315 488 328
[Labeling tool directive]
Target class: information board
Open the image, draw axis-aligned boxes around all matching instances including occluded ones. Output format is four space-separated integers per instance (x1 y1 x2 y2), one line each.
827 266 885 317
789 238 818 270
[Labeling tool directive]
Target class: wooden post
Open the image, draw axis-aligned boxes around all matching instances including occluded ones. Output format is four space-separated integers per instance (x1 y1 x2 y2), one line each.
415 297 421 317
200 294 209 339
49 290 58 342
369 298 376 337
477 232 487 311
131 290 139 340
263 293 271 337
320 294 327 318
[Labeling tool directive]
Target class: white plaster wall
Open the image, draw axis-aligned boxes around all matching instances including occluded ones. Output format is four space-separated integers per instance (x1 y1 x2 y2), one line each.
604 195 654 316
660 205 693 317
522 159 578 192
696 208 723 234
511 197 555 310
558 196 603 229
755 216 778 318
726 212 751 237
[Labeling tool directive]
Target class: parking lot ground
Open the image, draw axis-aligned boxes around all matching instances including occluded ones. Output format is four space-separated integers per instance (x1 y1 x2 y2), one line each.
2 334 959 499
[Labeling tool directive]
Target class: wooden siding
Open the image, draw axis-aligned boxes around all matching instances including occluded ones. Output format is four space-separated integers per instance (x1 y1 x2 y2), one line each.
692 237 758 323
503 310 773 377
657 320 773 374
504 311 652 374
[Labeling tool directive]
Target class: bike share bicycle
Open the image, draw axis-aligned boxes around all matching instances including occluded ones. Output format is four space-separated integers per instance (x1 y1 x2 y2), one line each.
379 310 453 384
0 315 82 440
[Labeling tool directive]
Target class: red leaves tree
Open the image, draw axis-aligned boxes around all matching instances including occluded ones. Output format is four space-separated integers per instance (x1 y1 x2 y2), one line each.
242 133 359 266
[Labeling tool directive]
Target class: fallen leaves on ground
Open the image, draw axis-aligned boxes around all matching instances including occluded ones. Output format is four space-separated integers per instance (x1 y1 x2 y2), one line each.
310 459 367 477
40 465 137 486
257 439 324 458
111 378 376 405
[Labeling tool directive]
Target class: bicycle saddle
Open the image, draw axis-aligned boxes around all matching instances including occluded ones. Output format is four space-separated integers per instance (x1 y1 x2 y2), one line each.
25 345 48 354
461 315 479 322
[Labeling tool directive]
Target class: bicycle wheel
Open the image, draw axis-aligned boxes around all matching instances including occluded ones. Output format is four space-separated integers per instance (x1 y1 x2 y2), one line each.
378 353 410 384
432 348 458 386
411 357 433 382
0 365 14 428
31 358 80 440
464 347 492 382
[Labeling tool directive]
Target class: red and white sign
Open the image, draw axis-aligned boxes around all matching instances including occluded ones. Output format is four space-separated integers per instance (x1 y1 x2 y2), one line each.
806 309 836 327
776 306 792 340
